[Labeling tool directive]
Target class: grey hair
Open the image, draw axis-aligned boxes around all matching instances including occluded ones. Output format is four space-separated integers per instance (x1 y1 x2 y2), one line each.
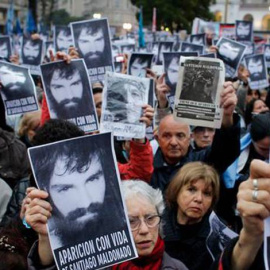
121 180 165 216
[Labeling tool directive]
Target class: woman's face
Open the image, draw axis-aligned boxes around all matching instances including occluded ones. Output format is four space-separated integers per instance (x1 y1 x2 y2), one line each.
176 179 213 225
253 100 269 114
126 195 159 256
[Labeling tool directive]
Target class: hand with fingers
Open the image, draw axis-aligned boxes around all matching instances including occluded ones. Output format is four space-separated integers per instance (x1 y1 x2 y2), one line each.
156 73 170 109
220 81 238 128
230 159 270 270
25 188 52 236
140 104 154 127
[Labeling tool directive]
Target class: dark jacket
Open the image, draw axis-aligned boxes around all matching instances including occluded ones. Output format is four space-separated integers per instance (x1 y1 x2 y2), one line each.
0 128 29 189
163 209 237 270
151 114 241 192
211 237 265 270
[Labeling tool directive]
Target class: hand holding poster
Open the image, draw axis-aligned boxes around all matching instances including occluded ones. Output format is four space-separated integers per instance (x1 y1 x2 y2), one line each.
174 56 225 128
71 18 114 83
28 132 137 270
100 72 150 138
40 59 99 132
0 61 39 115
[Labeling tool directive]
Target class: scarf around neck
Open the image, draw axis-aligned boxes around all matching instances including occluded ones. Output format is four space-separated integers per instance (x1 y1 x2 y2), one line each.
111 236 164 270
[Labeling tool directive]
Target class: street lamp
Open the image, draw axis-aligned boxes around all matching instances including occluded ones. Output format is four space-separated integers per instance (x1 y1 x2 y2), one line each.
93 13 101 19
123 23 132 31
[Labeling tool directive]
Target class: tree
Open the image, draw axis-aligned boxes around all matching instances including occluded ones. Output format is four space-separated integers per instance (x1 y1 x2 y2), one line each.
50 9 85 26
131 0 215 33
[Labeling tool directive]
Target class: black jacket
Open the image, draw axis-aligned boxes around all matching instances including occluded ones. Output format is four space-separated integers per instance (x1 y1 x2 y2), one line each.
151 114 241 192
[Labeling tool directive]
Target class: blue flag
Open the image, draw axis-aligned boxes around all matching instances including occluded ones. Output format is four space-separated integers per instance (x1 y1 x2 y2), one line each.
15 17 23 35
5 0 14 35
138 6 145 48
25 9 37 34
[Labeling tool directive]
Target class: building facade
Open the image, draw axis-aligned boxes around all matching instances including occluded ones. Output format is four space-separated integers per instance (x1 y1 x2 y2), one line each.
210 0 270 31
50 0 138 35
0 0 27 34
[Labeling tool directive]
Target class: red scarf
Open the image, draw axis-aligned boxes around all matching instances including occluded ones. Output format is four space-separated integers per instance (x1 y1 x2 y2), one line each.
112 237 164 270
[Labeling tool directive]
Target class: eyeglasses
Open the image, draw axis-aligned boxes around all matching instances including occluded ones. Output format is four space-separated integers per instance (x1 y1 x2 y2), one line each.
129 215 161 231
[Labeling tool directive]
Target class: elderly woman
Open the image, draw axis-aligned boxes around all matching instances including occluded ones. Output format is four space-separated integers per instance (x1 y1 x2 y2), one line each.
25 181 188 270
163 162 237 270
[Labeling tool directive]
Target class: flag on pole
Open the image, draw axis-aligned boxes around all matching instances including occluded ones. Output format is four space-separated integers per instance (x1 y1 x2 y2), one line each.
15 17 23 35
25 9 37 35
152 7 157 32
138 6 145 48
5 0 14 35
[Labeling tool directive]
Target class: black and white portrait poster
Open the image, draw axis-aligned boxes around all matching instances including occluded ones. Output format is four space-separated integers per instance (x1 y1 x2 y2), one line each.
264 44 270 68
121 44 135 55
181 42 204 55
189 33 206 46
216 37 246 77
156 42 173 65
28 132 137 270
219 23 235 40
111 43 120 58
164 51 198 107
100 72 150 138
0 61 39 115
235 20 253 42
21 37 43 75
174 56 225 128
71 18 114 83
242 41 255 58
264 216 270 269
0 36 12 62
206 212 238 261
201 53 216 58
54 25 73 53
163 52 181 97
44 41 55 61
40 59 99 132
245 54 269 90
128 53 154 77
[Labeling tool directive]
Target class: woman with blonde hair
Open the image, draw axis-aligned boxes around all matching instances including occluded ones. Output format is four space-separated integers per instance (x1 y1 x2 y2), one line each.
163 161 237 270
18 111 41 147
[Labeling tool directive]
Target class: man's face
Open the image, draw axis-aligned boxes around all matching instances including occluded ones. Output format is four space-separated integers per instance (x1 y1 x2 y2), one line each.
158 115 190 165
219 42 240 61
237 23 250 37
23 41 40 64
253 136 270 159
78 27 105 60
56 30 73 52
126 84 143 123
130 58 148 77
49 154 106 228
167 57 179 86
248 58 263 79
192 127 215 148
50 69 83 111
0 42 9 59
0 66 26 91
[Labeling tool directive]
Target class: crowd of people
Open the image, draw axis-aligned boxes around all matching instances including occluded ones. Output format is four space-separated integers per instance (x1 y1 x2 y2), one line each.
0 15 270 270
